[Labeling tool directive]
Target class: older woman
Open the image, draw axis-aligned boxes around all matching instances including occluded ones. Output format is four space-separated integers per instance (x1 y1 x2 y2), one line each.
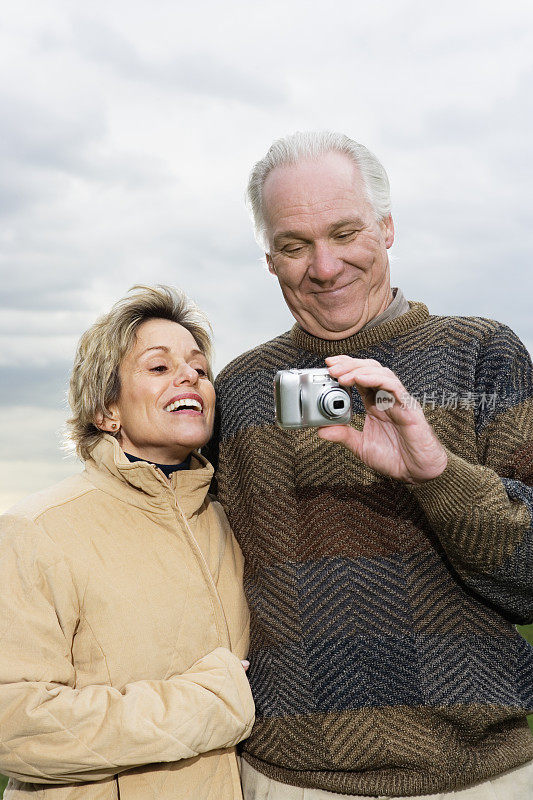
0 285 254 800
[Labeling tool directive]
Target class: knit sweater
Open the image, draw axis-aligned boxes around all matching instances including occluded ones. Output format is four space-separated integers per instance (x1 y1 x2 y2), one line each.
208 301 533 797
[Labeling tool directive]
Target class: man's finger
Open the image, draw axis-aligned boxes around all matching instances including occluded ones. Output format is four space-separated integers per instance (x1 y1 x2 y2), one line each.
326 355 382 369
332 368 405 399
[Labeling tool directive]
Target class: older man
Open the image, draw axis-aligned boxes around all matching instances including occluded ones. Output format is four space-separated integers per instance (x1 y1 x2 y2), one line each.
208 132 533 798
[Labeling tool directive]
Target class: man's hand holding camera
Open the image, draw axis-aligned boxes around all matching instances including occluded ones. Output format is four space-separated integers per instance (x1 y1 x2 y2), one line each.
318 355 448 485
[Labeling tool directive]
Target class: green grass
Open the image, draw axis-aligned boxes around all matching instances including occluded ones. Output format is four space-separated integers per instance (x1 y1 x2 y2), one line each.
1 625 532 799
518 623 533 647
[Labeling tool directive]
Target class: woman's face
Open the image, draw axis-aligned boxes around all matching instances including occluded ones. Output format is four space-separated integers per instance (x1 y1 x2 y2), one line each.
103 318 215 464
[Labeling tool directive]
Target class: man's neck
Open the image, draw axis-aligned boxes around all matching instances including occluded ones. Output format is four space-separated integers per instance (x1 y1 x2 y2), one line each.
359 287 409 332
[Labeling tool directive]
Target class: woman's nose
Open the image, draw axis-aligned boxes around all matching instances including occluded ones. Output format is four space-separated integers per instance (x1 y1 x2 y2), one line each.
172 363 198 385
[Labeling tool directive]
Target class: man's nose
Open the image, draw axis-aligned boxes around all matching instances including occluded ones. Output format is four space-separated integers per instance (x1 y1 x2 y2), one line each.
172 362 198 385
308 242 343 283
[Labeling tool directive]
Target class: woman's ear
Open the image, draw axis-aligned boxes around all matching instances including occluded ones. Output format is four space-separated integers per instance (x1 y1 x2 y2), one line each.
94 408 120 433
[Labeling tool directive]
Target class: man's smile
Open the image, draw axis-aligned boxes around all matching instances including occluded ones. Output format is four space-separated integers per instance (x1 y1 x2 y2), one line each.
311 280 357 297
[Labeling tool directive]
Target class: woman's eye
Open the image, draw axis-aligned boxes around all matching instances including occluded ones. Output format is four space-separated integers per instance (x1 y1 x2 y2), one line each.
150 365 167 372
195 367 207 377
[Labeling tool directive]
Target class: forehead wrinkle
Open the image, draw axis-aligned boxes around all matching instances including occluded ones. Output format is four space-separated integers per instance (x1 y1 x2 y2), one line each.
265 189 370 235
267 190 363 220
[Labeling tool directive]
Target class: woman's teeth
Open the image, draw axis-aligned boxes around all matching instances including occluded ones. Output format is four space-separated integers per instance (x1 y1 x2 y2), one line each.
164 398 202 413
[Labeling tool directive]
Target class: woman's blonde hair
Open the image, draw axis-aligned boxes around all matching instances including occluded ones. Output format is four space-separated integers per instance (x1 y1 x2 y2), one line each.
66 284 213 460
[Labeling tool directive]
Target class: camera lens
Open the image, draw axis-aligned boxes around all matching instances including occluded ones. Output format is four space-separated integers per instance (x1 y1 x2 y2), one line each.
318 388 350 419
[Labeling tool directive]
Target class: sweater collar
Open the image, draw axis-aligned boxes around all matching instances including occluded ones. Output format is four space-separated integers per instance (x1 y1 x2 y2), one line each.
84 435 213 517
289 300 429 356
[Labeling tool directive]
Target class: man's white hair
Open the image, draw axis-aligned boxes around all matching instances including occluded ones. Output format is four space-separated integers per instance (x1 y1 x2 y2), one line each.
246 131 391 251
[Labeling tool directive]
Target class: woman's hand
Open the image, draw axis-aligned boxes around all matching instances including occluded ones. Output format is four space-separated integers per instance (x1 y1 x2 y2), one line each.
241 660 250 672
317 355 448 484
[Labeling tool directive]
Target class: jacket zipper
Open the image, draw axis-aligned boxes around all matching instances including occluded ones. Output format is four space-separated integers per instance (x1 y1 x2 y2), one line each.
149 465 232 649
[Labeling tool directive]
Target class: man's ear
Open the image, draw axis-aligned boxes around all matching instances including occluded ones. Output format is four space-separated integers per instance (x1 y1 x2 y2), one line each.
266 253 276 275
384 214 395 249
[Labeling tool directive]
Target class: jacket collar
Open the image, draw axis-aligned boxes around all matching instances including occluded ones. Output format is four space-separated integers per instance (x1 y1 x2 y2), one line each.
84 435 213 518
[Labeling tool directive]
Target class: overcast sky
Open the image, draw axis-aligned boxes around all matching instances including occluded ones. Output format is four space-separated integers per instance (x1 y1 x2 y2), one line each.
1 0 532 511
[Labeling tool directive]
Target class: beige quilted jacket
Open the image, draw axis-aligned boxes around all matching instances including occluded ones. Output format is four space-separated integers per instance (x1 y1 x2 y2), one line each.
0 435 255 800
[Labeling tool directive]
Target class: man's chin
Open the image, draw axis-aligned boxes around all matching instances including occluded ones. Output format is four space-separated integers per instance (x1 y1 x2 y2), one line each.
291 297 368 340
298 315 367 340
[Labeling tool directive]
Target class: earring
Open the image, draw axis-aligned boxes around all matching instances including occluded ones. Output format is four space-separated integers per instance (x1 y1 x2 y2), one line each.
111 423 117 430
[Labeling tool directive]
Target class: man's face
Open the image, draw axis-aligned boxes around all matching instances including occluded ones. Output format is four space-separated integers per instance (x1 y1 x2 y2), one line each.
263 152 395 340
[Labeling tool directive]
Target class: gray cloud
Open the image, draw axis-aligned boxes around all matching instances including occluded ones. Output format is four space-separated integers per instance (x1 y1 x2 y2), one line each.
0 365 70 409
0 95 104 170
67 15 288 107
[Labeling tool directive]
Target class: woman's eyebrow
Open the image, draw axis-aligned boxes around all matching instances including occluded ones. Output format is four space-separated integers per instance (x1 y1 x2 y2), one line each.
139 345 206 359
139 345 170 356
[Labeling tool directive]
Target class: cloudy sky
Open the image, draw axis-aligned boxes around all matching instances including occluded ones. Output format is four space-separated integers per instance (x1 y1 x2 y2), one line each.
1 0 532 511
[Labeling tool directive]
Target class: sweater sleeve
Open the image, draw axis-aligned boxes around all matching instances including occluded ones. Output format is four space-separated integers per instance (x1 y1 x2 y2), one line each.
409 324 533 624
0 514 255 784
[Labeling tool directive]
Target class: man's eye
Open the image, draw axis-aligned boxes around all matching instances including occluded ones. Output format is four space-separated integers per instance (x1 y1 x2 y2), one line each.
283 245 305 255
335 231 355 240
150 365 167 372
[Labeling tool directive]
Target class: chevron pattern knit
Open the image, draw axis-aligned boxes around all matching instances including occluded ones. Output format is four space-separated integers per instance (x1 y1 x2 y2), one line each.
209 302 533 797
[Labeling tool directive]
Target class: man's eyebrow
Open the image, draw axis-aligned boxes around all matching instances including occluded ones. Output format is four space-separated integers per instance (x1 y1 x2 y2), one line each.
273 230 309 246
329 217 365 232
273 217 365 246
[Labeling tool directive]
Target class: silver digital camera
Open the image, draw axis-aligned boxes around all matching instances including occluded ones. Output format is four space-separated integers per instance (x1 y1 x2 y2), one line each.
274 368 352 429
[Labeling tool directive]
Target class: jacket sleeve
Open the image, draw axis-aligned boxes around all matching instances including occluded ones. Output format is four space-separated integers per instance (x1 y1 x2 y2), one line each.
409 324 533 624
0 513 255 785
